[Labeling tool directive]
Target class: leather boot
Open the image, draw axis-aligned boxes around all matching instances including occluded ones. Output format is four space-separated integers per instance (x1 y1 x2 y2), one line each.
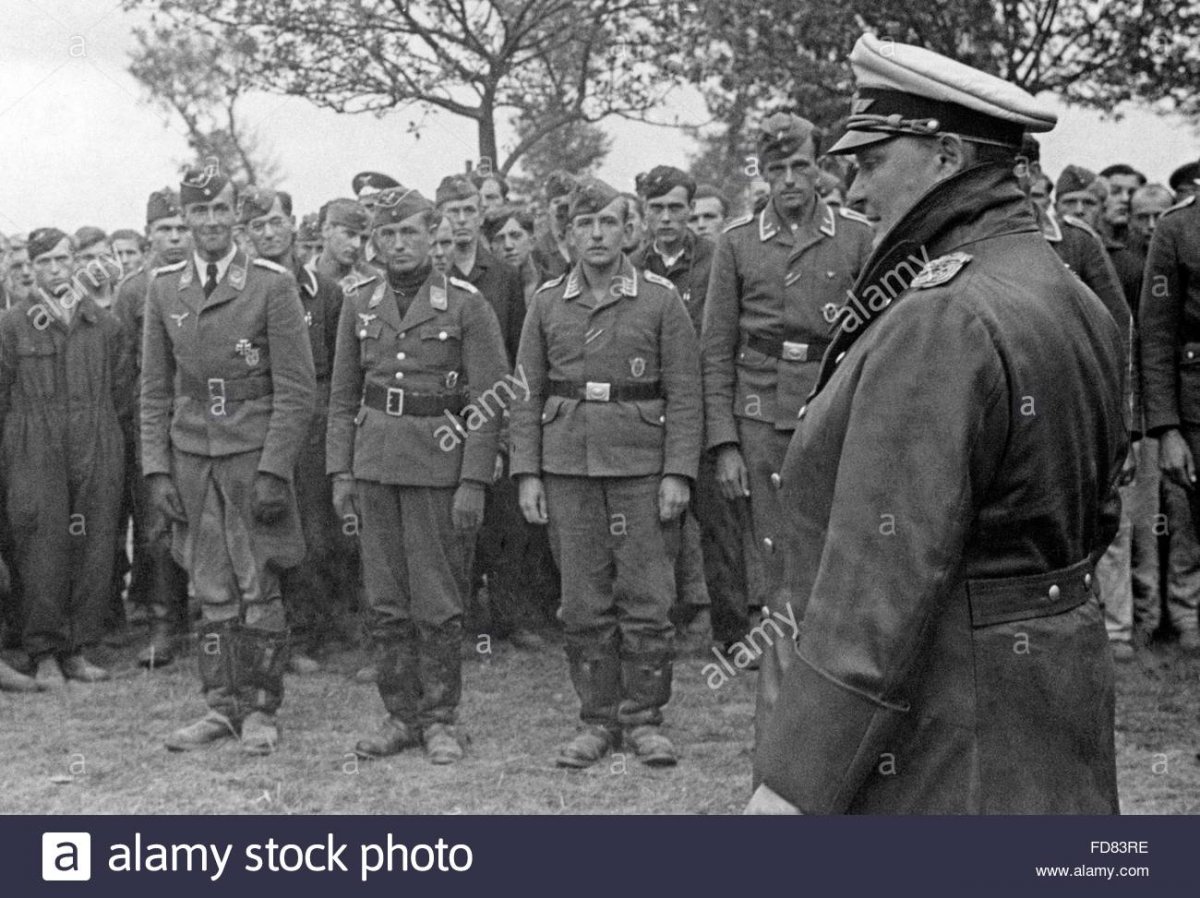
423 722 466 765
165 712 238 752
35 655 66 688
138 619 177 669
557 638 622 768
0 656 42 692
61 654 111 683
240 711 279 756
355 715 422 759
619 652 677 766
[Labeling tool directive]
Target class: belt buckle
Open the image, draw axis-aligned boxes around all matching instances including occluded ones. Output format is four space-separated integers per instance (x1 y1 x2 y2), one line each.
385 387 405 416
585 381 611 402
781 341 808 362
207 377 226 400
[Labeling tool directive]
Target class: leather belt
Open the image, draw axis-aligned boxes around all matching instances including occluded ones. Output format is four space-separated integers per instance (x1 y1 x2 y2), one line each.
548 379 662 402
746 334 829 362
179 373 272 402
362 382 467 417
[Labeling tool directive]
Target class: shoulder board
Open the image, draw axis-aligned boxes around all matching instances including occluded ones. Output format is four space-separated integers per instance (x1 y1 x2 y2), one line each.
643 270 674 290
837 206 872 226
448 276 481 295
1061 215 1099 237
342 275 377 294
911 251 972 290
722 214 753 233
1163 194 1196 216
153 260 187 277
534 274 566 294
251 257 288 274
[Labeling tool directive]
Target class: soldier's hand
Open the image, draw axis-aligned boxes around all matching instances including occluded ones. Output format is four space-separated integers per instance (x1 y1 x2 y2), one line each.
744 783 803 815
452 481 487 531
332 476 359 523
252 472 290 525
146 473 186 523
1159 429 1196 489
518 475 549 525
659 475 691 521
715 445 750 500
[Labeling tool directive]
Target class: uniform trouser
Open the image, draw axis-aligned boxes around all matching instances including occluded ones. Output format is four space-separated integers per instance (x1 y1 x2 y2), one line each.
1163 425 1200 633
8 427 124 660
281 387 358 653
1129 438 1162 632
1099 478 1135 644
544 474 676 729
669 511 711 622
474 459 558 634
127 440 188 629
358 481 470 727
736 418 795 747
172 449 299 720
693 449 752 644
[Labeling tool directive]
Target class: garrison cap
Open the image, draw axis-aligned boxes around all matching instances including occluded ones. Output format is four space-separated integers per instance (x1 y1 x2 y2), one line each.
635 165 697 202
322 198 372 233
352 171 401 200
298 212 321 242
371 187 434 226
1056 165 1106 201
545 170 578 202
74 226 108 252
237 186 280 224
1169 161 1200 193
567 177 621 220
27 227 71 260
756 113 818 163
828 33 1057 155
435 174 480 206
146 187 182 225
179 164 232 206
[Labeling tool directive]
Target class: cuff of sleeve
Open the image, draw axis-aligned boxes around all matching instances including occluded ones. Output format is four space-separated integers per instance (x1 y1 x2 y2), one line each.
754 654 909 814
705 418 740 452
256 457 294 482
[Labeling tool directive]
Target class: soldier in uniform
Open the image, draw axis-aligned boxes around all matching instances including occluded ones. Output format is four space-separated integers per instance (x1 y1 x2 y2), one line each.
689 184 729 240
295 214 323 269
328 187 508 764
530 171 577 282
1140 179 1200 651
315 198 374 286
511 177 702 768
239 186 351 673
701 112 873 739
750 34 1125 814
142 169 315 754
113 188 191 668
0 227 133 686
110 229 147 276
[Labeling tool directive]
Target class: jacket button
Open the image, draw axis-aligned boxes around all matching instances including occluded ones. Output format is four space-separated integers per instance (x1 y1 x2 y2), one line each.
1048 584 1061 600
358 330 367 338
399 331 406 339
1084 573 1092 588
438 330 448 341
1190 351 1196 360
396 352 405 360
770 473 781 489
762 537 774 553
395 372 404 380
658 415 665 423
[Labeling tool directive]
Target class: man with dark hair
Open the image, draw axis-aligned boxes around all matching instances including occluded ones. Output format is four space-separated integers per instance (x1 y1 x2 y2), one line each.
702 111 873 741
142 168 315 754
690 184 729 239
750 33 1124 815
110 229 147 276
512 177 702 769
239 186 352 674
316 198 373 286
470 170 509 213
113 188 192 669
530 171 577 281
0 227 133 686
4 235 34 308
1099 162 1147 246
296 214 323 268
74 227 122 312
328 186 507 764
1169 161 1200 201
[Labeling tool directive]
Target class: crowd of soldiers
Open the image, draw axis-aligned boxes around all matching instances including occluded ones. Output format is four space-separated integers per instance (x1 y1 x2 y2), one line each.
0 74 1197 780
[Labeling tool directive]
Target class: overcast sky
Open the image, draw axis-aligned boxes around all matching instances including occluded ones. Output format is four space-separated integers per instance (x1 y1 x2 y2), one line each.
1 1 1197 234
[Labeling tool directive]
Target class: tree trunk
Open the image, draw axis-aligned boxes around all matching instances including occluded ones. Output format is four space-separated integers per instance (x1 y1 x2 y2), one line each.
478 102 498 175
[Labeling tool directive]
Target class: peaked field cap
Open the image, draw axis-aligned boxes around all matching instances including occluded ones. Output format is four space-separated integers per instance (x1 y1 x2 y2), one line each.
828 33 1057 155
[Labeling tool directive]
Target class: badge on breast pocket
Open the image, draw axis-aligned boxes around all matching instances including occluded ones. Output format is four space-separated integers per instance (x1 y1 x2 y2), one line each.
446 370 459 389
235 338 260 366
304 310 314 327
430 284 448 311
630 357 646 377
822 302 839 324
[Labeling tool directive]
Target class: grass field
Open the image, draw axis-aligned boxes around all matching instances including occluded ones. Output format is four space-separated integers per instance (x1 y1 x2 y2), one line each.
1 633 1197 815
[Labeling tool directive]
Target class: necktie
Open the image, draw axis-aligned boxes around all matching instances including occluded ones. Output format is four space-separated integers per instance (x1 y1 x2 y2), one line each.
204 263 218 298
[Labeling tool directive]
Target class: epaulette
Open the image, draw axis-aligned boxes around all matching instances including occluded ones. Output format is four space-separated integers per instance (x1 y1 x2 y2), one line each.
1061 214 1099 237
252 257 288 274
342 275 377 295
449 276 481 295
722 214 753 233
643 270 674 290
153 260 187 277
534 274 566 294
1163 194 1196 216
837 206 873 226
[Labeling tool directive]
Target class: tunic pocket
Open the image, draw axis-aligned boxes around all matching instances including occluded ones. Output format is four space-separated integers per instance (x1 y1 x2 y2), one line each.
14 340 58 397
